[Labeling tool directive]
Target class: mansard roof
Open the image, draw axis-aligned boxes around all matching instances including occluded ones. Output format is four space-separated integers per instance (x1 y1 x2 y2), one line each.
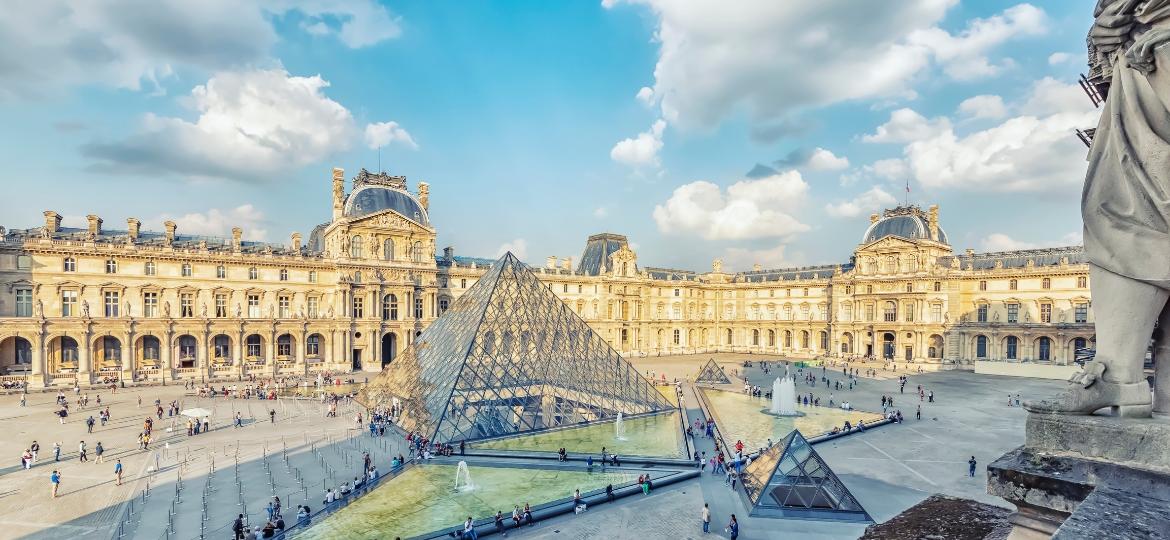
3 226 313 257
940 245 1086 271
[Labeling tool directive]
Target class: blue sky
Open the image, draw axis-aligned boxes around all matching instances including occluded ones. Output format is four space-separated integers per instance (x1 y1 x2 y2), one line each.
0 0 1098 271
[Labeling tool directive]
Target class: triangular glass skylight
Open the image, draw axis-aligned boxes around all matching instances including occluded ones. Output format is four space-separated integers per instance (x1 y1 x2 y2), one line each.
694 358 732 385
740 429 871 522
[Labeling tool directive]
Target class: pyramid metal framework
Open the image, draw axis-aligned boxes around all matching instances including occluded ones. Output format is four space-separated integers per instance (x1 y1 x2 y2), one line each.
359 252 673 444
694 359 732 385
740 430 871 522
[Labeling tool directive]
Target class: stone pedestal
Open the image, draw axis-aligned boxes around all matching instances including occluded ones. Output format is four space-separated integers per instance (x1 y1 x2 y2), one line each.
987 413 1170 539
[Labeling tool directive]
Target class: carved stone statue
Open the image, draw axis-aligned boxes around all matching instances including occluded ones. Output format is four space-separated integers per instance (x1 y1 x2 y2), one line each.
327 306 334 318
34 300 43 318
81 300 90 318
163 301 171 318
201 303 208 318
1028 1 1170 416
235 303 242 318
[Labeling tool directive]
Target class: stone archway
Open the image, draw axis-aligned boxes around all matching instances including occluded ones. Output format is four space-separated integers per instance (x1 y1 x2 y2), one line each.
381 332 397 367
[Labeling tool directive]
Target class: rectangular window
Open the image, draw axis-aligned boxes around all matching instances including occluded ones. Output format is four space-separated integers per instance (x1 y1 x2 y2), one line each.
905 303 914 322
1077 276 1087 288
673 288 680 297
15 289 32 317
463 279 468 289
930 304 942 323
352 297 364 318
563 284 568 293
307 297 319 318
414 296 423 319
1075 303 1088 323
933 281 941 292
278 296 290 318
215 294 227 318
217 266 226 279
1040 303 1052 323
865 304 875 322
180 293 194 318
104 291 120 317
309 270 317 283
61 290 77 317
1007 303 1019 323
672 329 680 345
977 303 988 323
247 295 260 318
979 280 987 291
144 292 158 318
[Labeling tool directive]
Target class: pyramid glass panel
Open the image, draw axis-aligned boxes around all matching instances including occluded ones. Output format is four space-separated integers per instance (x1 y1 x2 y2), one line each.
739 429 872 522
359 252 674 444
694 359 732 385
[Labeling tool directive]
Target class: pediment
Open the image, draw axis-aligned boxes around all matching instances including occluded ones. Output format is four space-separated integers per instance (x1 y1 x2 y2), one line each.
857 235 918 253
347 209 432 233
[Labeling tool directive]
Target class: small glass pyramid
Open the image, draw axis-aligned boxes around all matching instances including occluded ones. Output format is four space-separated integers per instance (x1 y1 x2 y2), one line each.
359 252 674 444
694 359 732 385
740 429 871 522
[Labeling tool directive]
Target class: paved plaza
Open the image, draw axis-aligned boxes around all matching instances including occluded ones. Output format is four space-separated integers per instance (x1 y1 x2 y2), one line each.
0 356 1064 539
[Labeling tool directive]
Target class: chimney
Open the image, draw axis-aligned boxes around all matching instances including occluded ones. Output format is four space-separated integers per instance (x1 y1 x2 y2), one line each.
164 220 177 246
43 211 61 234
928 204 940 241
753 264 762 272
562 257 572 271
291 232 302 251
332 168 345 221
86 214 103 237
546 256 557 269
443 246 454 260
966 248 975 257
869 213 880 224
126 218 141 242
232 227 243 251
418 182 430 211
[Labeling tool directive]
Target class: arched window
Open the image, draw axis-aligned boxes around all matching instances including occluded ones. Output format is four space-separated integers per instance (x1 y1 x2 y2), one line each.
308 270 317 283
63 257 76 272
801 330 810 349
139 260 150 275
726 329 733 345
1074 337 1087 351
181 263 192 277
1038 337 1052 361
411 241 424 263
248 267 258 280
99 336 121 364
1006 336 1018 360
768 329 775 347
820 331 829 350
886 256 896 273
350 235 363 258
277 334 292 357
383 238 394 261
58 336 79 364
213 335 231 361
217 265 226 279
306 334 322 358
752 329 760 346
141 336 160 364
976 335 988 358
382 294 398 320
784 330 792 348
178 335 196 366
884 301 898 322
246 334 262 359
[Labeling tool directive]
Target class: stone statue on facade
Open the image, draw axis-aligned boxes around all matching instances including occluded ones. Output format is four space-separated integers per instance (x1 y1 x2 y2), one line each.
235 304 242 318
81 300 90 318
163 301 171 318
201 303 208 318
1027 0 1170 417
34 300 42 318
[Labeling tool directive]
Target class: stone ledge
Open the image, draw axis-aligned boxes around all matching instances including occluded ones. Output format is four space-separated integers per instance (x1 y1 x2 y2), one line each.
1026 412 1170 473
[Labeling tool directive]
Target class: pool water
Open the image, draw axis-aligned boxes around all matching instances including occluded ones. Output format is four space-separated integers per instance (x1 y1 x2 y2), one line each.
298 463 636 539
700 389 883 453
472 412 685 458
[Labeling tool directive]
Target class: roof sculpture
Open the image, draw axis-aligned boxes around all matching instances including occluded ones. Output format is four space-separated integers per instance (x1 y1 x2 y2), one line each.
358 252 673 443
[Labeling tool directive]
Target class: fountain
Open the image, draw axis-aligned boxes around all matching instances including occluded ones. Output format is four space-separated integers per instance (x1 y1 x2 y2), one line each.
614 412 627 440
454 461 473 491
763 368 804 417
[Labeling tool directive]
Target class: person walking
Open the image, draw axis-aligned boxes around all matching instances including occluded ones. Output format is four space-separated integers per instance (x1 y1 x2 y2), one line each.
269 409 276 424
78 441 88 463
94 441 104 464
52 442 61 462
232 514 245 540
726 514 739 540
50 470 61 498
30 441 39 464
916 405 921 420
85 415 95 433
115 459 123 486
701 503 711 533
968 456 977 477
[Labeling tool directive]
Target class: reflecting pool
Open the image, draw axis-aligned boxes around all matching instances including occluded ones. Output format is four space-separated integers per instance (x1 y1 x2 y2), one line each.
299 463 636 539
472 412 685 458
700 389 883 453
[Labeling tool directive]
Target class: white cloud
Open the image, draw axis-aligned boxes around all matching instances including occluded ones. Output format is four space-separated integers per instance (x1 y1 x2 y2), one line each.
957 94 1007 119
636 86 655 107
1047 52 1073 65
652 171 810 240
495 238 529 260
157 204 269 241
805 148 850 171
904 77 1097 192
610 119 667 167
722 243 795 271
603 1 1046 139
862 108 951 143
840 158 910 186
593 207 609 218
82 68 359 179
906 4 1047 80
0 0 402 100
980 231 1082 252
364 121 418 150
825 186 899 218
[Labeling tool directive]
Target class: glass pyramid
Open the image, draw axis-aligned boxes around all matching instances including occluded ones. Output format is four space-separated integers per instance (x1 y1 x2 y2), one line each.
359 252 674 444
694 359 732 385
740 429 871 522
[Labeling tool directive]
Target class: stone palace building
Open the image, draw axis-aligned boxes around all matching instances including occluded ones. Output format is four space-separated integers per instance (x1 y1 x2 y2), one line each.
0 168 1094 387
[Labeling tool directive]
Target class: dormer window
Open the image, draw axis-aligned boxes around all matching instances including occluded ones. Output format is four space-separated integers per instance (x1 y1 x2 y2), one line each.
108 259 120 274
142 260 153 275
63 257 76 272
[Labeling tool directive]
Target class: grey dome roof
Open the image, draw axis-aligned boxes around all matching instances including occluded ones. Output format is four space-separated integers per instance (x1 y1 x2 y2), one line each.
862 213 947 244
344 185 430 225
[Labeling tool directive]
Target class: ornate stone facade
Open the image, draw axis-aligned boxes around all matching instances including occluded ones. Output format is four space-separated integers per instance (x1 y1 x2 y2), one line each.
0 171 1094 387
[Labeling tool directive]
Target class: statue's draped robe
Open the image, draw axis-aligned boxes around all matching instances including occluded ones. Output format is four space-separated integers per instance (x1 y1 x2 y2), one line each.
1083 16 1170 285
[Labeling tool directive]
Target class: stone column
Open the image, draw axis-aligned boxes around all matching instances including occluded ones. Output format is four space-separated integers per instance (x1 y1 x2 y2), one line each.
236 329 246 380
77 330 92 386
197 331 209 379
29 331 46 388
122 331 135 383
296 330 307 375
161 331 173 382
